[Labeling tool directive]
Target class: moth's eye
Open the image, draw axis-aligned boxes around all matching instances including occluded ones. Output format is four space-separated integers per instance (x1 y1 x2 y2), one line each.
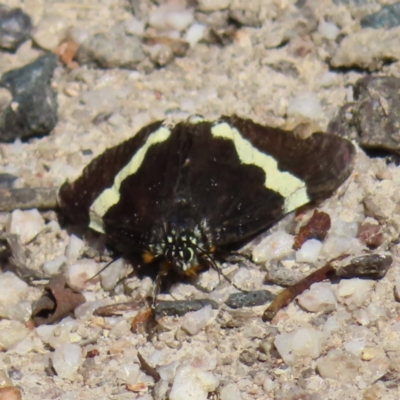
183 247 194 262
165 248 174 261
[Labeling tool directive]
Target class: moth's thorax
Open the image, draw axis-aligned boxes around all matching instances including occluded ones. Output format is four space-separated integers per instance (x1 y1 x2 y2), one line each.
149 218 212 275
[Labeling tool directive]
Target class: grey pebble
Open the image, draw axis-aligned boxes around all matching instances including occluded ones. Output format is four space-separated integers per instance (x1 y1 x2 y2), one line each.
332 0 376 6
361 2 400 29
225 290 274 309
239 349 258 366
76 24 146 70
0 173 17 189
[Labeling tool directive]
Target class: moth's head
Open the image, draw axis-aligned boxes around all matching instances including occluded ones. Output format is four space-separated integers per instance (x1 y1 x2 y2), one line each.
146 220 213 276
162 231 205 276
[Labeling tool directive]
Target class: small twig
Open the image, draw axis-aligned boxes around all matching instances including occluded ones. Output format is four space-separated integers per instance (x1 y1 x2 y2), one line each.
262 252 392 322
0 187 58 211
262 264 334 322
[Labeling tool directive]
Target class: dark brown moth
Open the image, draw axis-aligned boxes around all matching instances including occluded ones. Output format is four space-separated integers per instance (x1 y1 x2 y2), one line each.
58 115 355 281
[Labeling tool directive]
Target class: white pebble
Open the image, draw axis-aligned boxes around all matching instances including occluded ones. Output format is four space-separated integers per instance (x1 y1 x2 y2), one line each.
116 363 141 385
43 255 67 276
50 160 79 182
158 361 180 383
287 92 323 120
319 71 337 87
190 352 217 371
263 377 277 393
47 220 61 232
252 231 295 263
220 383 243 400
197 0 231 12
185 24 206 46
344 340 365 358
65 234 85 261
60 391 80 400
51 343 83 380
320 236 364 259
318 19 340 40
80 87 118 115
11 333 35 355
329 220 359 238
74 300 108 320
180 98 196 113
100 258 127 291
5 300 32 322
323 315 340 334
195 269 220 293
124 17 145 36
7 209 45 244
65 259 100 289
68 26 90 45
0 320 30 350
297 282 337 313
169 365 219 400
108 113 128 128
9 138 24 154
366 303 387 321
292 328 323 358
232 268 251 288
274 327 322 365
336 279 374 310
149 5 193 32
0 272 28 312
38 318 81 349
0 272 32 322
181 305 214 336
137 396 153 400
109 319 131 339
32 15 69 50
35 325 56 344
148 349 168 366
295 239 322 263
317 350 361 383
353 308 370 325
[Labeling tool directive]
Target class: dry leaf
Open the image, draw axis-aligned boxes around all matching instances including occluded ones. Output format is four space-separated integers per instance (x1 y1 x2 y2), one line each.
31 274 85 326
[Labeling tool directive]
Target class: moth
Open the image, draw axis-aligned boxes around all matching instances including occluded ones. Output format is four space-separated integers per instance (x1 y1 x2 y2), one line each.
58 115 355 284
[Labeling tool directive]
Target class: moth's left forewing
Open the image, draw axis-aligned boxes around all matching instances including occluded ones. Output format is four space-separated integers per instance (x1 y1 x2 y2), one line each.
58 120 164 228
222 116 356 204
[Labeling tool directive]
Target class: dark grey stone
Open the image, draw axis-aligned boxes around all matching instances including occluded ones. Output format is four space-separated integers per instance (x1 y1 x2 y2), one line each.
328 76 400 153
154 299 219 317
0 5 32 51
0 53 58 142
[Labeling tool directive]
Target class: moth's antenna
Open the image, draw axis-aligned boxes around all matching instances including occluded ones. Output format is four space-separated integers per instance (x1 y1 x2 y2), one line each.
85 258 118 282
192 242 249 293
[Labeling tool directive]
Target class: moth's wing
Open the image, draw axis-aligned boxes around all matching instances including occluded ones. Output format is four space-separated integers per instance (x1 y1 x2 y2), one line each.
187 117 355 246
186 122 284 246
58 121 163 226
95 124 192 252
59 119 193 252
223 116 356 200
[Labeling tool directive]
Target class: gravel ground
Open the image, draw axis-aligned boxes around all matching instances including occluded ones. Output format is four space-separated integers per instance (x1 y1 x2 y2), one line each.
2 0 400 399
